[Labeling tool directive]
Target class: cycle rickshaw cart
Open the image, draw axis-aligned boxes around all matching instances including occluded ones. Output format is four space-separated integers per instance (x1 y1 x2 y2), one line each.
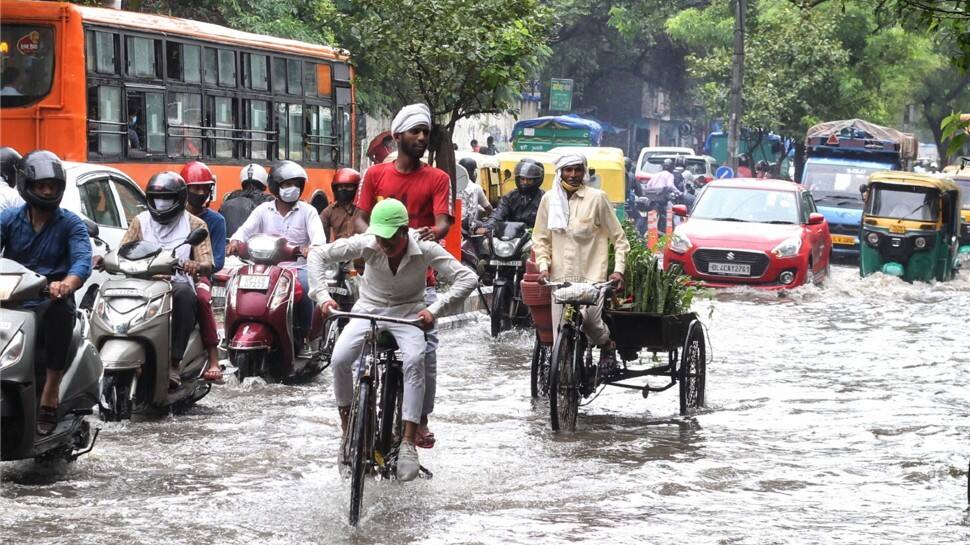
535 281 709 432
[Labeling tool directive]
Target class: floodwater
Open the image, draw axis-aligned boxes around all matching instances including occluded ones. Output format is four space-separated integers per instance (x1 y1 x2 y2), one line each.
2 266 968 544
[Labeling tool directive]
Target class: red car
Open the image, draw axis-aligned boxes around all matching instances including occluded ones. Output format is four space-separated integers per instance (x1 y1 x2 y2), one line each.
663 178 832 289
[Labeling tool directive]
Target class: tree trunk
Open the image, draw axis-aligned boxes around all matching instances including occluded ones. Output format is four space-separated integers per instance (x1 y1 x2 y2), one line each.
429 124 457 206
923 108 948 167
794 142 805 184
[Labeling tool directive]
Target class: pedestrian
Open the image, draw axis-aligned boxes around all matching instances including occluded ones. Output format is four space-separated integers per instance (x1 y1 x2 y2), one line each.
481 135 498 156
470 138 480 153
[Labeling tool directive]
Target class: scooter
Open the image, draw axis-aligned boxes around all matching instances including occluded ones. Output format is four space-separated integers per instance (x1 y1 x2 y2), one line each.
486 221 533 337
317 260 359 370
224 235 326 381
89 227 212 421
0 257 101 463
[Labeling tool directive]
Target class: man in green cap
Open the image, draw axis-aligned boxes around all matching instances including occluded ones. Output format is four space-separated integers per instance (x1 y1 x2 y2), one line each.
307 198 477 481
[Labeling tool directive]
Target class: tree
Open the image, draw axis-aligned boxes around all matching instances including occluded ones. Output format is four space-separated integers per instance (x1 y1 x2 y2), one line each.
336 0 552 183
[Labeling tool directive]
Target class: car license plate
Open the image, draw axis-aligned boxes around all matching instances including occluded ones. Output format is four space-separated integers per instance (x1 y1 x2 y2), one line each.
491 260 522 267
210 285 226 298
708 262 751 275
831 235 857 246
238 274 270 290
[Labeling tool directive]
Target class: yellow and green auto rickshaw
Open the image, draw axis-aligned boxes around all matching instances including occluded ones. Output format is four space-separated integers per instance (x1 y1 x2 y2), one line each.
859 172 962 282
943 162 970 265
494 151 559 201
547 146 629 219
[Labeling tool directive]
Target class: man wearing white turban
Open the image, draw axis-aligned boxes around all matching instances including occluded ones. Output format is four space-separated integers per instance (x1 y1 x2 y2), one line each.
533 153 630 368
354 102 453 450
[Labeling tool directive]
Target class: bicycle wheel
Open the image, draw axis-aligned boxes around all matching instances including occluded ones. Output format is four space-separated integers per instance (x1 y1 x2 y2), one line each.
348 382 370 526
490 284 510 337
549 326 579 431
678 322 706 416
530 334 550 399
377 363 403 459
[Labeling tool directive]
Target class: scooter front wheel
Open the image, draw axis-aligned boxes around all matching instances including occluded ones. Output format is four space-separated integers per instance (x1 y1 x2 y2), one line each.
231 350 266 379
99 371 134 421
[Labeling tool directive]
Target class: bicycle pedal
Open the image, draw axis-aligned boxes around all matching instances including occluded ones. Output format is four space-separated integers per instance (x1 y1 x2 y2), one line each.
418 465 433 479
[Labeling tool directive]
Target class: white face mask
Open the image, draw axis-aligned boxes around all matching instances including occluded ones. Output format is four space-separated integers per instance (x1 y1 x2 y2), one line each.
154 198 176 211
279 186 301 203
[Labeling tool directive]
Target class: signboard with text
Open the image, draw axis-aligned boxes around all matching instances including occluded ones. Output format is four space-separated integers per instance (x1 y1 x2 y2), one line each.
549 78 573 111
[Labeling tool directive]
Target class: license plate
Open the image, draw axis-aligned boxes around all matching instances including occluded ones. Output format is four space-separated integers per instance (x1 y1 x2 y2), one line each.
238 274 271 290
210 285 226 298
104 288 142 297
831 235 857 246
889 224 906 234
329 286 348 296
491 260 522 267
708 262 751 275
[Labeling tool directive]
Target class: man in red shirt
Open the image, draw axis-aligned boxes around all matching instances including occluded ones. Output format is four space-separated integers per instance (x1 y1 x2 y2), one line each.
355 103 453 449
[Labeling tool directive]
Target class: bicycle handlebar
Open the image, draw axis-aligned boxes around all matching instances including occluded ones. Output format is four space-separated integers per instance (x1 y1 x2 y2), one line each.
540 279 615 291
324 309 424 328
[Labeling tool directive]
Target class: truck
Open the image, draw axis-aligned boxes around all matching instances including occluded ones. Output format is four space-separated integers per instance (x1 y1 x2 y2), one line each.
511 114 602 152
802 119 918 260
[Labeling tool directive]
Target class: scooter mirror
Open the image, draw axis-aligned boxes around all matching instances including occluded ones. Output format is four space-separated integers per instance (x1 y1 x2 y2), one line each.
184 227 209 246
83 218 100 238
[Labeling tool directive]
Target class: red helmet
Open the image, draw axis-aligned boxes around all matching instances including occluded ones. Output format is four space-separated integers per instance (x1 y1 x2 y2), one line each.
180 161 216 187
332 167 361 187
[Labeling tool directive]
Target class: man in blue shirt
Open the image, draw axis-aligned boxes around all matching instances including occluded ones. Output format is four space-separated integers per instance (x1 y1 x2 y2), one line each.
181 161 226 382
0 150 92 435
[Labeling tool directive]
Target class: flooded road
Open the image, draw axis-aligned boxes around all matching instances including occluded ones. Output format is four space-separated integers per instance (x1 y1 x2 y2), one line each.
2 266 968 544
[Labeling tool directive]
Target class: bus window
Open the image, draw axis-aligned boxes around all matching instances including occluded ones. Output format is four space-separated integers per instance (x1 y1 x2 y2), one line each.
333 62 350 82
87 84 124 158
339 107 351 166
244 99 270 160
210 96 236 158
276 102 303 161
167 92 202 157
304 62 316 97
85 30 119 75
243 53 268 91
204 48 217 85
126 36 161 79
126 91 165 156
287 59 302 95
218 49 236 87
305 105 333 163
272 57 286 94
166 42 200 83
1 25 55 108
79 177 123 228
316 64 332 96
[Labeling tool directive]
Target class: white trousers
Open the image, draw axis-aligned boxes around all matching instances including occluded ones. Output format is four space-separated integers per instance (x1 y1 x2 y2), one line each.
550 293 610 347
330 305 428 424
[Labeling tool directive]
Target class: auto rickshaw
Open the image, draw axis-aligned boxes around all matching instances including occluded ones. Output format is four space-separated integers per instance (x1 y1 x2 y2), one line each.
494 151 559 201
455 151 500 201
548 146 628 219
943 161 970 264
859 171 962 282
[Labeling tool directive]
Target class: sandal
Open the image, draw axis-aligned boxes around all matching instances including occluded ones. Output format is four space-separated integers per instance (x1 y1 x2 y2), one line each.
37 405 58 436
168 369 181 391
415 427 436 449
202 366 224 383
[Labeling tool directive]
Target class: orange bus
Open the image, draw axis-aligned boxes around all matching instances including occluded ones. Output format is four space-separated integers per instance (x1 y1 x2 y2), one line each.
0 1 356 208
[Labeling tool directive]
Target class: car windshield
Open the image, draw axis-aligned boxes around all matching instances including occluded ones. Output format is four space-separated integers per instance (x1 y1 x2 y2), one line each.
0 25 55 108
803 162 886 197
639 156 707 175
692 187 800 224
866 186 939 221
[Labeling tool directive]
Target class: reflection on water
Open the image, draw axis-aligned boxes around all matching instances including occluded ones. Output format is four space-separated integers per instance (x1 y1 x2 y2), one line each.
2 266 968 544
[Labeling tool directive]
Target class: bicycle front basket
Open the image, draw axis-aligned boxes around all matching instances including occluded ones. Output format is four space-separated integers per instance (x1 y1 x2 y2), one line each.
553 283 600 305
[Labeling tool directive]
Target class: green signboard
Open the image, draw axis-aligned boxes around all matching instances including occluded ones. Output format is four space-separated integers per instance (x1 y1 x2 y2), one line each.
549 78 573 111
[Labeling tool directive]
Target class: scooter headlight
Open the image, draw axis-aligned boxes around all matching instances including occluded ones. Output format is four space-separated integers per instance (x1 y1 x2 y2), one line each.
134 295 166 326
669 232 692 254
0 330 26 370
493 240 517 258
772 236 802 258
96 298 129 332
270 272 292 309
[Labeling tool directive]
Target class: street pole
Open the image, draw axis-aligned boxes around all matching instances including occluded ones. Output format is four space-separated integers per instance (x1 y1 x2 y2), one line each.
728 0 746 171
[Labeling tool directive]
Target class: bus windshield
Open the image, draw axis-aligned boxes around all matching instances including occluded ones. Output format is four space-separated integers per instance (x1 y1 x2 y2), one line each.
867 186 939 221
0 25 55 108
803 161 888 197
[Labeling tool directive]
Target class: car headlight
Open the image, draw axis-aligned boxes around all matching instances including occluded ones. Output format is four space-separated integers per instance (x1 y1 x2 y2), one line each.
668 232 692 254
493 240 517 258
772 236 802 258
0 330 26 369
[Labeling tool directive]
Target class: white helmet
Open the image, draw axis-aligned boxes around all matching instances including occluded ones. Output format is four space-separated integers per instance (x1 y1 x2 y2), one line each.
239 163 269 191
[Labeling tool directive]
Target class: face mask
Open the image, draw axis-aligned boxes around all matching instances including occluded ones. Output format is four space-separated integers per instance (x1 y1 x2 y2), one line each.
279 186 301 203
334 188 356 203
187 192 209 209
154 198 176 211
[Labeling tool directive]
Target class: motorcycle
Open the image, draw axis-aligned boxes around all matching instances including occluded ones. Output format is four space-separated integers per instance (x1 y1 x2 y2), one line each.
317 261 359 370
90 227 212 421
0 255 101 462
461 218 490 278
224 235 326 381
486 221 533 337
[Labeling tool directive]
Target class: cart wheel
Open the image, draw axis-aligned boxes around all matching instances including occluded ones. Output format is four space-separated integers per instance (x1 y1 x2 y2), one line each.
678 321 706 416
530 335 551 399
549 326 580 431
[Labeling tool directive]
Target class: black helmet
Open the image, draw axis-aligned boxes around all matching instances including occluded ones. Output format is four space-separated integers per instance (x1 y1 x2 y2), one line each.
514 158 544 192
674 156 687 168
1 146 22 188
661 158 674 172
458 157 478 182
268 160 307 197
17 150 66 210
145 171 188 224
756 160 770 172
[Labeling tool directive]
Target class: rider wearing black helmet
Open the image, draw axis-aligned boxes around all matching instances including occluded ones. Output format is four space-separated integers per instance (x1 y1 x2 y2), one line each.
116 171 214 389
479 157 546 233
227 160 326 355
0 146 25 210
0 150 93 434
220 163 274 235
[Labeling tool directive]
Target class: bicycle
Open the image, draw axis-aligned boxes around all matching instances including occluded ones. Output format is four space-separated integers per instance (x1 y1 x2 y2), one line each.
326 310 431 527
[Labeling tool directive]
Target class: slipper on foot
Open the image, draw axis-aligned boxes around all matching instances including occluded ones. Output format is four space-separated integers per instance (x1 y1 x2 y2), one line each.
36 405 57 436
415 428 436 449
202 367 224 383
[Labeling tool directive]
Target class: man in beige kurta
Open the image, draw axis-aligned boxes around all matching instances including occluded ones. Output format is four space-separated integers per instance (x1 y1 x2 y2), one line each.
533 154 630 363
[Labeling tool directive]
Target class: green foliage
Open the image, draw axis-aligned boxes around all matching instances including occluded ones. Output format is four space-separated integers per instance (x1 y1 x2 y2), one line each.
942 112 970 157
614 221 700 315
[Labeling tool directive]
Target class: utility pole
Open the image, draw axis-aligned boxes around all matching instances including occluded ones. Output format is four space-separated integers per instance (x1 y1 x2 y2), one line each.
728 0 746 171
